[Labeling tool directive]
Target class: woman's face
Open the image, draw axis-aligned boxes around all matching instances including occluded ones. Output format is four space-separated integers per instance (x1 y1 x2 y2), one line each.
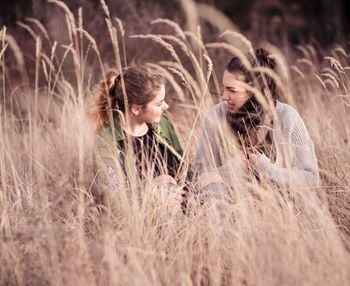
222 71 252 114
140 84 169 123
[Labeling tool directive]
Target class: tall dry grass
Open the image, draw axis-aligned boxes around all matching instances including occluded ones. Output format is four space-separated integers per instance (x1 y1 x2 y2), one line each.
0 1 349 285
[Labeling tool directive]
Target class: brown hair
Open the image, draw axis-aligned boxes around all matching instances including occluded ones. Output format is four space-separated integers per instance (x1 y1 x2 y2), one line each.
88 65 165 131
225 48 278 141
226 48 278 100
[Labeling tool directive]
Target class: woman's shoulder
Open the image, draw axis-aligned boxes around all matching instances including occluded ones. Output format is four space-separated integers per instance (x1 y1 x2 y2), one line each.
154 114 183 154
275 101 308 136
98 124 112 141
93 126 115 154
154 114 177 138
156 114 173 130
205 102 227 122
276 101 303 123
96 118 125 147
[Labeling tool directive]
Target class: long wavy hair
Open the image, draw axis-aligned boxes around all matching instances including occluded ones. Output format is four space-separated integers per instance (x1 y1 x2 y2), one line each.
226 48 279 145
88 65 164 131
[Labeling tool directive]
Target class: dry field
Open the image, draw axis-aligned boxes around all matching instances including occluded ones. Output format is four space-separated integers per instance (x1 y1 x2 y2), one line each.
0 1 349 285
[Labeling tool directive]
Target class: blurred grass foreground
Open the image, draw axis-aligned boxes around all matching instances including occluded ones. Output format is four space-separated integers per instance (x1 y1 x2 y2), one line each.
0 0 350 285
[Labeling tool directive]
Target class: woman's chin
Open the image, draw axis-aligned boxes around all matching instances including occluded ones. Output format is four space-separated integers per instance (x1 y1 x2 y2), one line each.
228 108 238 114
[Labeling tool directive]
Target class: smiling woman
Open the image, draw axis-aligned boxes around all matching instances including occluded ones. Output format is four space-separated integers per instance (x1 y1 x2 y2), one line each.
88 65 187 202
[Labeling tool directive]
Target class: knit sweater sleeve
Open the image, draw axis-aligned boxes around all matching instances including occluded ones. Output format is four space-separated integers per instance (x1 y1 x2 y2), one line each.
195 104 242 182
252 105 319 188
195 108 219 174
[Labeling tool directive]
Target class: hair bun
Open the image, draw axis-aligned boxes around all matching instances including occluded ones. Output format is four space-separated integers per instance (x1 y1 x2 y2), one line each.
256 48 276 69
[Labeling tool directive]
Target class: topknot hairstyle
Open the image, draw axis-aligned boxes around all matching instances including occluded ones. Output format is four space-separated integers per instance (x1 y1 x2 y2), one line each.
255 48 276 69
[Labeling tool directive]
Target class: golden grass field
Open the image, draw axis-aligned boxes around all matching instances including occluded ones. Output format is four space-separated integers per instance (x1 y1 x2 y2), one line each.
0 0 349 285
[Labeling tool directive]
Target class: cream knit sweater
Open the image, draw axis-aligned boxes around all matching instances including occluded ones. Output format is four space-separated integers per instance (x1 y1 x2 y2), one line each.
195 101 319 188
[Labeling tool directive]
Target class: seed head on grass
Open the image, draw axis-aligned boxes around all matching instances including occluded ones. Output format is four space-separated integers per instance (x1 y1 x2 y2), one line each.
17 21 37 41
115 18 125 37
321 72 340 89
26 18 51 44
4 34 30 87
313 73 328 91
220 30 255 58
151 18 186 41
145 63 186 101
99 0 111 19
130 34 182 64
203 53 213 84
291 65 306 79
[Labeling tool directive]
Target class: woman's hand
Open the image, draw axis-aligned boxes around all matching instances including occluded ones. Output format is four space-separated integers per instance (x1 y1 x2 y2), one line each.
195 171 223 191
240 151 261 170
247 152 260 165
154 175 183 203
154 174 176 185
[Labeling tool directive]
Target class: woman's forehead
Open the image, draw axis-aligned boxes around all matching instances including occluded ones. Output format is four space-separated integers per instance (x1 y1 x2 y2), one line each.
223 71 246 86
150 84 165 102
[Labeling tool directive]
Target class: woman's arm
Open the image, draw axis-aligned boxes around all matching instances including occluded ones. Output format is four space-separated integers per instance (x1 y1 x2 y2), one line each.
251 111 319 188
195 111 245 184
158 115 195 182
93 135 125 195
195 113 222 174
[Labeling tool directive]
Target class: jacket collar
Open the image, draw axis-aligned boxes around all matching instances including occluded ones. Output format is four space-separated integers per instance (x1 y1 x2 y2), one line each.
113 118 163 143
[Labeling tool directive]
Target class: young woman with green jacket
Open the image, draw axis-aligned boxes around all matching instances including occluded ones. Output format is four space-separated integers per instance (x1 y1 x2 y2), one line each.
89 65 189 201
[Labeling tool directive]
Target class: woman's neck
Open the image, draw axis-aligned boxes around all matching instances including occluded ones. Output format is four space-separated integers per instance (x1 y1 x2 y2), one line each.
249 115 273 145
119 114 149 137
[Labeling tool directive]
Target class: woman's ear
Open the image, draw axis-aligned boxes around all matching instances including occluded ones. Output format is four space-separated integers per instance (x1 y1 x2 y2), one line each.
130 104 142 116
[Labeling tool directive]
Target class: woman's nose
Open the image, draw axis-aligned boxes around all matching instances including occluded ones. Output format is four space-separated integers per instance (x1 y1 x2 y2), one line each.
222 91 229 101
163 101 169 110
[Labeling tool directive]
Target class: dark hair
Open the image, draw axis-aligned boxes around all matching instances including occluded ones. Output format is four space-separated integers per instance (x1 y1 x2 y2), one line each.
225 48 278 142
88 65 164 131
226 48 278 100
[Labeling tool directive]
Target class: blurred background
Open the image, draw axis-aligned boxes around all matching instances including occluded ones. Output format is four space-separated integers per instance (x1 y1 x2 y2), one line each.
1 0 349 47
1 0 349 90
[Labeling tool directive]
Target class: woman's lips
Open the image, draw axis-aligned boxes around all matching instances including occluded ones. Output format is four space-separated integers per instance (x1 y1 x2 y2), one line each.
227 102 235 109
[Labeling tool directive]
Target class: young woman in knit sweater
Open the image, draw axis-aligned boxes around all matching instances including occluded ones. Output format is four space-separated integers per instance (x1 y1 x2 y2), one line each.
195 48 319 193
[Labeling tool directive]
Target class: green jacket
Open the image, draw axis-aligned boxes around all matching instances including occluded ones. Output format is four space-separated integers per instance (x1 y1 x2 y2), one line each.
93 114 190 194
